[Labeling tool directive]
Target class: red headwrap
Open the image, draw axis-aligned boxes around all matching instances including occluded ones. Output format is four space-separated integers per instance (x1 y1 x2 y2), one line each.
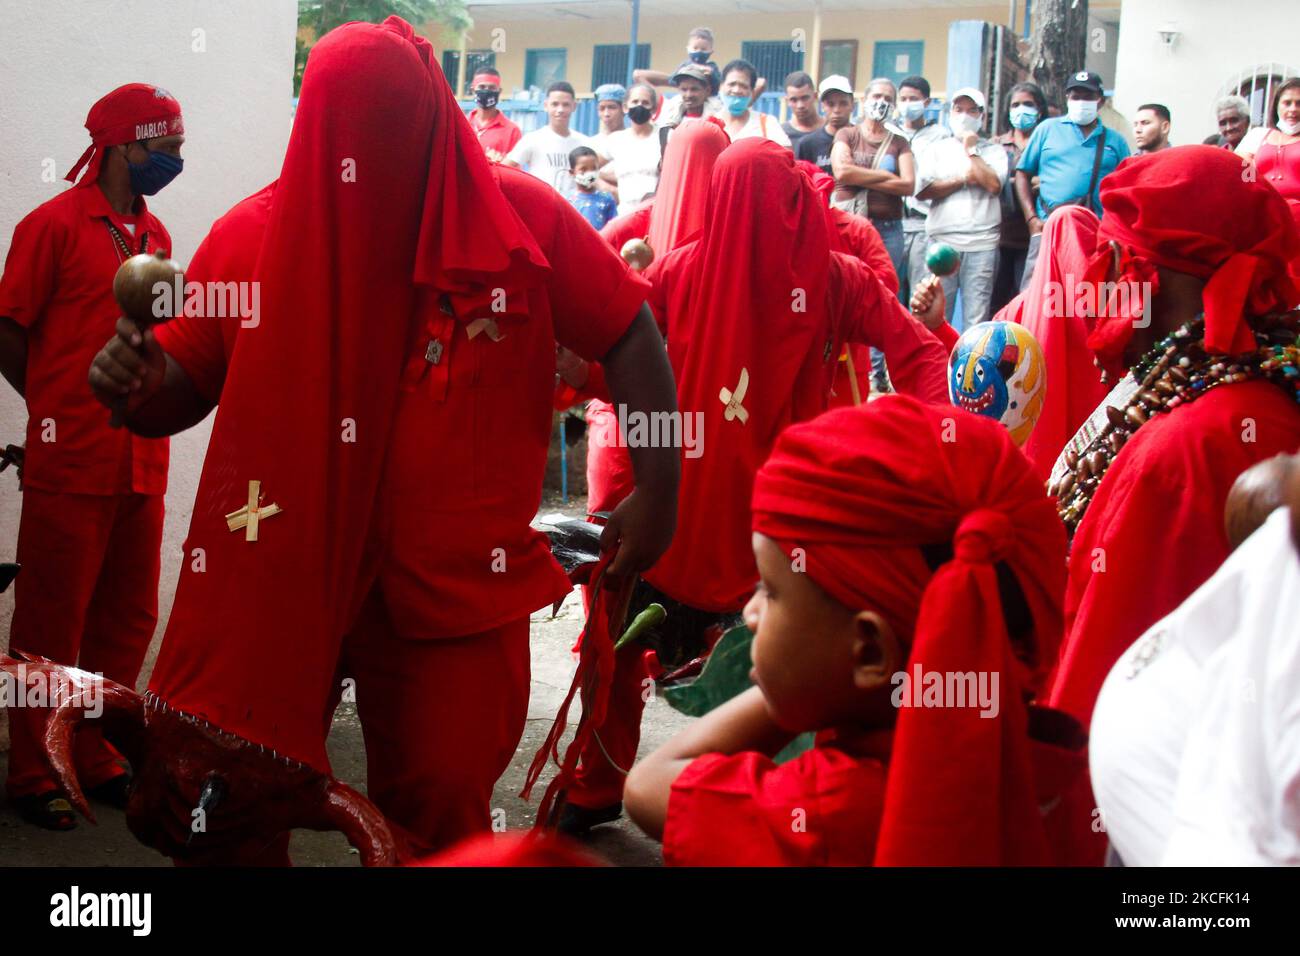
150 17 547 769
646 119 730 257
751 395 1069 865
644 138 832 611
1085 145 1300 367
65 83 184 187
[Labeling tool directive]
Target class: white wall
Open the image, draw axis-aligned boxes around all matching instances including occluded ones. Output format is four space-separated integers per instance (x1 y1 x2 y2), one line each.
1114 0 1299 146
0 1 297 704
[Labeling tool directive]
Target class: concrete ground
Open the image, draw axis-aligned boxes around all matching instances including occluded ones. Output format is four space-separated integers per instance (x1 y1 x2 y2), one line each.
0 494 694 867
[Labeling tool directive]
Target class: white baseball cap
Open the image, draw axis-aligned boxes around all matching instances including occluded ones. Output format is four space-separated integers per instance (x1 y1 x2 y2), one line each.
818 75 853 98
950 87 987 111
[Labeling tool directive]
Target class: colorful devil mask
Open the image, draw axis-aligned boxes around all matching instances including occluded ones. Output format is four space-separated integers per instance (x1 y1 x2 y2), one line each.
948 321 1047 447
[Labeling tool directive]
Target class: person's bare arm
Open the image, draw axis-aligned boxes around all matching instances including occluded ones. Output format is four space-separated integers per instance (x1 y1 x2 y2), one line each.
633 69 671 87
917 176 967 201
0 316 28 397
1015 169 1042 234
624 686 793 841
596 303 680 578
88 317 215 438
967 149 1002 194
831 140 897 188
870 150 915 196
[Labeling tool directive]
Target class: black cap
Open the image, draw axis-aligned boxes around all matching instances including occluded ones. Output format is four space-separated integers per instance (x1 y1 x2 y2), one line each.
1065 70 1104 96
671 61 720 95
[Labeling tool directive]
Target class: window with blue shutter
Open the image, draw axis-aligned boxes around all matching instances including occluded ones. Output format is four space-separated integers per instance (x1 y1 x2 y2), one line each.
739 40 805 89
591 44 650 90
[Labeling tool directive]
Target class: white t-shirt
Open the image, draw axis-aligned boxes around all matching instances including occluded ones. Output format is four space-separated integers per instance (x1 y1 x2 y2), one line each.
1236 125 1269 157
506 126 591 194
726 109 791 148
1090 507 1300 866
597 127 662 216
916 136 1008 251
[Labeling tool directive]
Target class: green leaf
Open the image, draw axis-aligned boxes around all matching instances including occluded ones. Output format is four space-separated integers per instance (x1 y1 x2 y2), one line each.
662 624 815 765
661 625 756 718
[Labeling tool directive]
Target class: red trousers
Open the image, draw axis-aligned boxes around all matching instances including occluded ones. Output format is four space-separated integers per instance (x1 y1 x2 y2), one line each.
6 489 163 799
567 639 650 809
189 588 531 864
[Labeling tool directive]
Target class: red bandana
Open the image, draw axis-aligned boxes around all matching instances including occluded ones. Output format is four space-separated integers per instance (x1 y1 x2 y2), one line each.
65 83 184 187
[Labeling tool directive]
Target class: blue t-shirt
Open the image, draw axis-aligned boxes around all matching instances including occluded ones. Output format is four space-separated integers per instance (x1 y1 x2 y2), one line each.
567 189 618 231
1016 116 1131 218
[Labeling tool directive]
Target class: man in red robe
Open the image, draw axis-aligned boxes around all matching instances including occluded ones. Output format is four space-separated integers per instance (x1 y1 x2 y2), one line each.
0 84 183 829
1048 146 1300 730
559 139 950 832
993 205 1110 481
86 17 678 862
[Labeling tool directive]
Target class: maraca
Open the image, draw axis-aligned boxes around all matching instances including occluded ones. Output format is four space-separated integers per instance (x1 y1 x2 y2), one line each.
620 237 654 273
925 241 960 277
110 250 184 427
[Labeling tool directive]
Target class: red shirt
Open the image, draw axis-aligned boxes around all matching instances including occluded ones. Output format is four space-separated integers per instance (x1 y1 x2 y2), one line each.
664 744 887 866
469 108 523 161
155 166 648 636
0 185 171 495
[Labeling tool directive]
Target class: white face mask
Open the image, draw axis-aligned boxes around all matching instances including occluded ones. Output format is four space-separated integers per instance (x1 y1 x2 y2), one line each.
1067 98 1100 125
1279 117 1300 136
864 99 891 121
574 170 598 188
948 111 982 136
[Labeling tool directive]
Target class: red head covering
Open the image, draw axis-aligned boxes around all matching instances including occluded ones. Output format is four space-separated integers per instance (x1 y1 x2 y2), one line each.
1086 145 1300 367
65 83 184 187
794 158 835 206
150 17 547 769
644 137 832 611
645 119 730 256
994 205 1109 481
751 395 1068 865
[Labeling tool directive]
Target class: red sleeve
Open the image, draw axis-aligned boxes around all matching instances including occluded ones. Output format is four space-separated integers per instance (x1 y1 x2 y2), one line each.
599 204 652 251
832 253 948 404
0 207 62 327
552 362 610 409
546 189 651 361
642 247 683 336
505 120 522 154
662 748 886 867
930 320 960 352
152 231 235 404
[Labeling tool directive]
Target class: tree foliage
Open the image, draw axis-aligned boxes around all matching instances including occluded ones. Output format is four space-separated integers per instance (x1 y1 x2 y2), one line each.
295 0 472 95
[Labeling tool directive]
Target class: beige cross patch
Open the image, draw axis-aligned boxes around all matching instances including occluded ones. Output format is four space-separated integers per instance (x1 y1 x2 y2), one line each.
719 368 750 424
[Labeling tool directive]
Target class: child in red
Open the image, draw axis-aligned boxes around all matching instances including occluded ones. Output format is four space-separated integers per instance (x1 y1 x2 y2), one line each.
625 396 1086 865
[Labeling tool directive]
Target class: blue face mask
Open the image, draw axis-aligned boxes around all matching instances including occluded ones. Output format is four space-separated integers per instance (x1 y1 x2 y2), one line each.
723 94 750 116
1009 105 1039 130
899 100 926 122
128 150 183 196
688 50 710 65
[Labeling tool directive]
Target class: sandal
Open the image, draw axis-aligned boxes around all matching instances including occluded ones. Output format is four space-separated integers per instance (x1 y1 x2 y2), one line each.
11 790 77 831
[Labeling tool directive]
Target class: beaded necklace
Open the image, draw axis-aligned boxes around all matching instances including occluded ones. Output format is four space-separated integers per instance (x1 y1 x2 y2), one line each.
1050 312 1300 537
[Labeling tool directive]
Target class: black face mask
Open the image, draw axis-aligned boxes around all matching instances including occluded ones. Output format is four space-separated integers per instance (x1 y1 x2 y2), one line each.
627 105 653 125
474 89 500 109
688 50 710 65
